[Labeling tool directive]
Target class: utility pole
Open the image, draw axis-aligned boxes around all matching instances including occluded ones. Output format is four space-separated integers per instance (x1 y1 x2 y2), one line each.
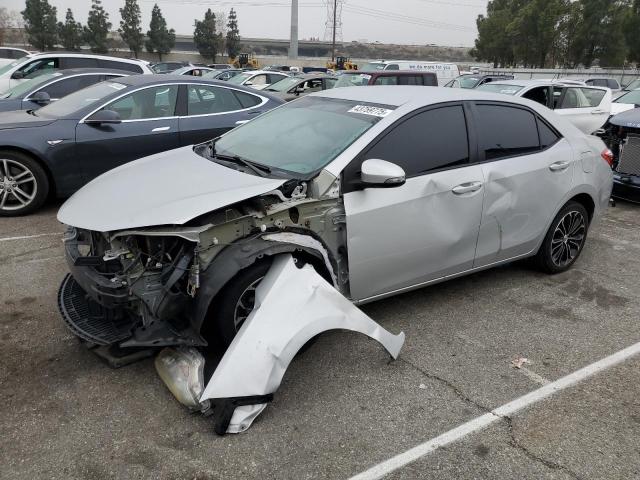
331 0 337 62
289 0 298 60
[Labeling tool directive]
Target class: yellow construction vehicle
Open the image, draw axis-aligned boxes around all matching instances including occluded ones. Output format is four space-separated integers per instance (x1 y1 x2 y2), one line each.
231 53 260 69
327 56 358 71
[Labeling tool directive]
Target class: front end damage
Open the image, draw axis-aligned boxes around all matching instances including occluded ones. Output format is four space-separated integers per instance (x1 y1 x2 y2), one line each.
600 111 640 203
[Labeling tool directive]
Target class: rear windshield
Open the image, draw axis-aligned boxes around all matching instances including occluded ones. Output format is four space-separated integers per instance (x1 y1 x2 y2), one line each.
615 90 640 105
476 83 525 95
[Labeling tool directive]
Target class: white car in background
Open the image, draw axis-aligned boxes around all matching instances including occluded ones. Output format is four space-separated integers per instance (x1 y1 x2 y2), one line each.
477 80 612 134
0 47 31 67
610 88 640 115
227 70 290 90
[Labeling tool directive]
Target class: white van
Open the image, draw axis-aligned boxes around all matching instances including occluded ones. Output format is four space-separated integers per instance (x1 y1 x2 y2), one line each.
360 60 460 86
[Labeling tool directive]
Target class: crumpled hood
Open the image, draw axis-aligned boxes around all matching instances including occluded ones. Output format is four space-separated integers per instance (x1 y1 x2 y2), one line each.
58 146 286 232
0 110 56 129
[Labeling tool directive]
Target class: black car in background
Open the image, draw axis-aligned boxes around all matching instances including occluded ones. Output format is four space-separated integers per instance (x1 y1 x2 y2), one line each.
0 68 130 112
599 108 640 203
0 75 283 216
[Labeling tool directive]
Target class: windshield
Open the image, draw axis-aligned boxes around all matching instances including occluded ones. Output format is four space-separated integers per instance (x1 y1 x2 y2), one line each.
456 75 481 88
212 96 389 176
361 62 386 72
476 83 525 95
0 72 62 99
624 79 640 91
227 72 254 85
0 57 28 77
615 90 640 105
265 77 303 92
37 81 127 118
333 73 372 88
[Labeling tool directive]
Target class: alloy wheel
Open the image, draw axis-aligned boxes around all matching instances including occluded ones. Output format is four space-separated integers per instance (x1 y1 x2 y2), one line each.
0 158 37 212
550 210 586 268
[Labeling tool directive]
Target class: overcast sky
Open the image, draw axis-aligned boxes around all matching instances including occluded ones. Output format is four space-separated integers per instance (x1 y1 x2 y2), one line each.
3 0 487 47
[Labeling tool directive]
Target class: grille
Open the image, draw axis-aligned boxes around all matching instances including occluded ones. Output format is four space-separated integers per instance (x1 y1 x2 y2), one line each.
618 134 640 176
57 274 135 345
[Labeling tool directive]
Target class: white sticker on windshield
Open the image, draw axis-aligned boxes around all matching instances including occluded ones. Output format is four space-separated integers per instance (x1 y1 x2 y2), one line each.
348 105 393 117
359 74 372 80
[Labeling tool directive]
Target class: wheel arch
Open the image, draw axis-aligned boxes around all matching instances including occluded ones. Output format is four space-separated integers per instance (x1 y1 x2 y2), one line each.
0 146 56 197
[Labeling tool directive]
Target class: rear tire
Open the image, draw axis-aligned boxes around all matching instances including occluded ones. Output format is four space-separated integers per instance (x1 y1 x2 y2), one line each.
534 201 589 274
0 150 49 216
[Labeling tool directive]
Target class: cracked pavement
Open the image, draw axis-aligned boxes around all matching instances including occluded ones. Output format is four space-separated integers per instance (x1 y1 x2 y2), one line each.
1 200 639 479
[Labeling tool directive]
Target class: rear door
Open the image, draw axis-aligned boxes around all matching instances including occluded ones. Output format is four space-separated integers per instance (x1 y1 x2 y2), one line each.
178 83 265 145
75 84 180 180
343 103 485 301
472 103 575 266
553 86 611 134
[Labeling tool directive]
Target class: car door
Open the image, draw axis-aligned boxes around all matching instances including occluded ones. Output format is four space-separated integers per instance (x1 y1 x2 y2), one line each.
343 104 485 301
472 103 575 267
178 83 264 145
553 86 611 134
75 84 180 181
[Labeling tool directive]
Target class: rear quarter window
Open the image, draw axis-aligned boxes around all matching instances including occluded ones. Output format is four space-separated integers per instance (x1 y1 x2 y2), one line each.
98 59 143 73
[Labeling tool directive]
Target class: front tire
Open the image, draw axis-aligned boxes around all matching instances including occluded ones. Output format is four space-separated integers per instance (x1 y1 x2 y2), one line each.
0 151 49 216
534 201 589 274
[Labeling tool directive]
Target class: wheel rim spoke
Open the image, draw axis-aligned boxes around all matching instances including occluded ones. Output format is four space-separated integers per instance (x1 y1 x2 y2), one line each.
0 158 37 211
550 210 586 267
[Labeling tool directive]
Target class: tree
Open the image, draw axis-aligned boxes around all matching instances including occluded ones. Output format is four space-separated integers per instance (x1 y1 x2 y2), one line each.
226 8 241 60
119 0 144 58
0 8 13 45
193 9 222 62
84 0 111 54
625 0 640 63
58 9 83 51
21 0 57 51
146 4 175 61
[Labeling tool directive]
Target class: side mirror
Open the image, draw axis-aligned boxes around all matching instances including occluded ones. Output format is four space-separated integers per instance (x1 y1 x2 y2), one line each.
85 109 122 125
360 159 406 188
11 70 25 80
31 91 51 105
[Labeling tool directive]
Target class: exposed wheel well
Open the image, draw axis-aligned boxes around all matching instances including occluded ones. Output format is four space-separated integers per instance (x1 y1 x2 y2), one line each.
568 193 595 222
0 147 56 197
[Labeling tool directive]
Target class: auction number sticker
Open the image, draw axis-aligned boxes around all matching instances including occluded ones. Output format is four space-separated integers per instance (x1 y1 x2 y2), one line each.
348 105 393 117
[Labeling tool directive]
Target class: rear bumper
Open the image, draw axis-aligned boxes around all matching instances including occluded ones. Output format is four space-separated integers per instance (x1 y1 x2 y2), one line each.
612 174 640 204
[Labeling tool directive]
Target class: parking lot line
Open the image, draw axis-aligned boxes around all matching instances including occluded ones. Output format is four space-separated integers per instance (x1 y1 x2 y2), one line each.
0 232 60 242
349 340 640 480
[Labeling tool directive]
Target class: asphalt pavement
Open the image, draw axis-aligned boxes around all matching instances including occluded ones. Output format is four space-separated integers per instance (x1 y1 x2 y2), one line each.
1 200 639 480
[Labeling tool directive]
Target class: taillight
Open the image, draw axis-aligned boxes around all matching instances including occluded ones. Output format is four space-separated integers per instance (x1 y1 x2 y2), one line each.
601 149 614 167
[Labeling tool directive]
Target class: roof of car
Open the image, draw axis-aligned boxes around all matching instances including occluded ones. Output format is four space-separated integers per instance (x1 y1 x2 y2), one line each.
342 70 436 77
43 68 133 76
26 52 147 64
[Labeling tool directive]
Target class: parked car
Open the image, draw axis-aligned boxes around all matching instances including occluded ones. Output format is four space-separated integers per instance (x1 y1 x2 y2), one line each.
444 74 514 89
226 70 290 90
610 88 640 115
203 69 244 81
619 78 640 96
0 75 283 215
360 60 459 85
173 66 215 76
582 77 621 93
263 73 338 101
55 86 612 353
0 47 31 67
333 70 438 88
0 53 152 92
477 80 612 134
0 68 130 113
208 64 232 70
152 61 190 73
598 108 640 203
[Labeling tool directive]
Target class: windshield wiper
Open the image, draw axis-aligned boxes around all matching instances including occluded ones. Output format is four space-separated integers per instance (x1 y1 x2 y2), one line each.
213 152 271 177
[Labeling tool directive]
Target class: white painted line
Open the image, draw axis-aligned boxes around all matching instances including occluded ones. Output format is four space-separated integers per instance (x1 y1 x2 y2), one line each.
0 232 60 242
349 340 640 480
518 366 550 385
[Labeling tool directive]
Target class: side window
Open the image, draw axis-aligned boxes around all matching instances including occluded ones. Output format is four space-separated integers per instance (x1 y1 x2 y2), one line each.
187 85 242 115
588 79 607 88
267 74 286 84
399 75 423 85
249 74 268 86
385 64 400 70
98 59 143 73
35 75 102 99
475 104 540 160
0 49 9 59
537 118 560 149
373 76 398 85
423 74 438 86
324 77 338 89
232 90 262 108
305 79 323 92
580 88 606 107
19 58 58 77
105 85 179 120
60 57 98 69
559 87 604 108
522 86 550 107
363 105 469 176
608 79 620 89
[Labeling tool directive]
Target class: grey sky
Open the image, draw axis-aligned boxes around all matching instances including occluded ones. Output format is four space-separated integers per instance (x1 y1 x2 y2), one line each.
3 0 487 47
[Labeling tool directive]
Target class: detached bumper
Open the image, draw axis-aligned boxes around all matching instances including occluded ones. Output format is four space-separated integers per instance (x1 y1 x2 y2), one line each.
612 174 640 204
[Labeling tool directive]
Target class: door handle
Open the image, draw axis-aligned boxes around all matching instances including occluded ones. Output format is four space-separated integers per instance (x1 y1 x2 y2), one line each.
235 120 250 125
591 109 606 114
549 161 570 171
151 126 171 132
451 181 483 195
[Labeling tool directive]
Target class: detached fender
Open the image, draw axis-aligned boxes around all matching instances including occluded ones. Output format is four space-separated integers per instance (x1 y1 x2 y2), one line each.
191 232 337 333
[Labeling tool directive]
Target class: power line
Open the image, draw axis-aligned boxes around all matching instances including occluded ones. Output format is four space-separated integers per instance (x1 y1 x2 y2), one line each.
343 4 474 32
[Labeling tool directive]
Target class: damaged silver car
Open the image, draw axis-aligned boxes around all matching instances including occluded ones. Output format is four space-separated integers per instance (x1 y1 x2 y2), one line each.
57 87 612 399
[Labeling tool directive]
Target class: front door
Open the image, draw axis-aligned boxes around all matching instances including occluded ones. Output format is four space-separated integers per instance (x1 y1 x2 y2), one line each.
75 84 180 181
343 104 485 301
472 103 575 266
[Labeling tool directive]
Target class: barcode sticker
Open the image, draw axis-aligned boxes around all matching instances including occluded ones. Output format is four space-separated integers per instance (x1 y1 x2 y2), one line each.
348 105 393 117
